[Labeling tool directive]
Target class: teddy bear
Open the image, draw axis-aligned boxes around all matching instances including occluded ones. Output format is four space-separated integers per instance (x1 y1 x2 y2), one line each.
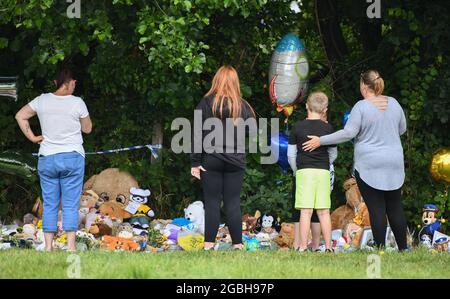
331 177 364 230
101 235 140 251
79 190 100 227
88 215 113 237
83 168 139 208
242 210 261 234
342 202 371 247
273 223 295 248
99 201 132 221
184 201 205 234
124 187 154 229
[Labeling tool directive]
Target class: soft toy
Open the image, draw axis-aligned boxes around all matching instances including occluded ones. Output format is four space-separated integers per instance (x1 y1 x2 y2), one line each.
162 223 181 245
150 219 172 233
184 201 205 234
432 231 450 252
242 211 261 234
89 215 113 237
254 213 280 234
420 204 445 237
84 168 139 207
22 213 39 227
116 223 134 239
331 177 364 230
216 225 232 244
99 201 132 221
243 234 260 251
343 222 364 247
124 187 154 229
15 224 37 240
273 223 295 248
101 235 140 251
79 190 100 226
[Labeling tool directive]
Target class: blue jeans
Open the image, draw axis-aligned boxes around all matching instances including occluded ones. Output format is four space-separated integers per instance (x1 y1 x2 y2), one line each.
38 152 85 232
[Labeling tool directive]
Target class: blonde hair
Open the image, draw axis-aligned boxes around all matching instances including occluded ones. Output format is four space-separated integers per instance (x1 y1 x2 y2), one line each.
206 65 254 121
306 92 329 114
360 69 384 96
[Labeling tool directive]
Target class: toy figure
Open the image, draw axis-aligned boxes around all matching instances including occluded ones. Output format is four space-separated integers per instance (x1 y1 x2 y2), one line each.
125 187 154 229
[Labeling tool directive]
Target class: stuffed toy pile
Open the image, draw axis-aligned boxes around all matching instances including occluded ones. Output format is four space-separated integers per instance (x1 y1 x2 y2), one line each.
1 169 448 253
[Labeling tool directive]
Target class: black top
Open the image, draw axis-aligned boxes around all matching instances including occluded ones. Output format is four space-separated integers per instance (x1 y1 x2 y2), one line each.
190 95 255 169
288 119 335 170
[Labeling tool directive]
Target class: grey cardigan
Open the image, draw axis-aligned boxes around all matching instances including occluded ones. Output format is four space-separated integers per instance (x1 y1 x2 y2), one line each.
320 97 407 191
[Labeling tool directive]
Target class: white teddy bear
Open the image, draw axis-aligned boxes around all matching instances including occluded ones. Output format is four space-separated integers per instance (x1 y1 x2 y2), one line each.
184 201 205 235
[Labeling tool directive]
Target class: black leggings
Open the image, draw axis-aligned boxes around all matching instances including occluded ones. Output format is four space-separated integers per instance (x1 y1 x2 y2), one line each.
355 170 407 250
201 155 245 244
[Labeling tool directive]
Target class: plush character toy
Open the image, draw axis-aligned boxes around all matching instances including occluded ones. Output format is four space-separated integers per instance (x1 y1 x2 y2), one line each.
274 223 295 248
124 187 154 229
255 213 280 234
421 204 445 237
331 178 364 230
184 201 205 234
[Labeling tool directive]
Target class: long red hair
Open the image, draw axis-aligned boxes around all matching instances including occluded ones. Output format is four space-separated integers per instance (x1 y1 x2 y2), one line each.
206 65 254 121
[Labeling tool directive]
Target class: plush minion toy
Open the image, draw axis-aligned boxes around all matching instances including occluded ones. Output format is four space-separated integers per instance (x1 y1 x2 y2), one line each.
124 187 154 229
421 204 445 236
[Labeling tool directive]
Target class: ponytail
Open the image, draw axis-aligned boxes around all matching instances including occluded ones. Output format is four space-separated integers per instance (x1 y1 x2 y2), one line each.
361 70 384 96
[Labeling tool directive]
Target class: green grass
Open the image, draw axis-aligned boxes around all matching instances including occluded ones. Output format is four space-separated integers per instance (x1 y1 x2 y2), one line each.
0 248 449 279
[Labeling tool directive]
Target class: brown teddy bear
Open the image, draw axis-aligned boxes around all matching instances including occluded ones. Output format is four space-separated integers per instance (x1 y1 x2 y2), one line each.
99 201 132 221
331 178 364 230
274 223 295 249
89 215 113 237
84 168 139 207
343 202 371 247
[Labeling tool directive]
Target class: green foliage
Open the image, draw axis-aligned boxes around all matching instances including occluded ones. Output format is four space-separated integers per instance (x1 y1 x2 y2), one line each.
0 0 448 228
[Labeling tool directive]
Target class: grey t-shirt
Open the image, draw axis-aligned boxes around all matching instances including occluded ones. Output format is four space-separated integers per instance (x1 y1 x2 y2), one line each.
320 97 407 191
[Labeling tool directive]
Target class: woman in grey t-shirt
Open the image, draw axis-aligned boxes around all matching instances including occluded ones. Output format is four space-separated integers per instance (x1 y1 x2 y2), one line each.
303 70 408 250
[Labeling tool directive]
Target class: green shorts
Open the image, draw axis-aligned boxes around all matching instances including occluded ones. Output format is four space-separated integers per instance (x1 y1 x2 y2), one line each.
295 168 331 209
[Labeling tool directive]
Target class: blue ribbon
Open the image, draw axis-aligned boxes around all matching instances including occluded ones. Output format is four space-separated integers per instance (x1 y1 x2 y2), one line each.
32 144 162 158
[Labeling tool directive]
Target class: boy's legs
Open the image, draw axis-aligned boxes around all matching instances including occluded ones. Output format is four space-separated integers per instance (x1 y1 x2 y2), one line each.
316 209 331 250
310 222 321 250
295 169 317 250
315 169 331 250
299 209 313 250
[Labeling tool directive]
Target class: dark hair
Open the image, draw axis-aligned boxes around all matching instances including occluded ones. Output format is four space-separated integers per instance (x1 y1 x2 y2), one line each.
55 68 74 89
360 69 384 96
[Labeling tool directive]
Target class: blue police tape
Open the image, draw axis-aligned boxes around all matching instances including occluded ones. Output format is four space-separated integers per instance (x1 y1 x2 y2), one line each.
32 144 162 158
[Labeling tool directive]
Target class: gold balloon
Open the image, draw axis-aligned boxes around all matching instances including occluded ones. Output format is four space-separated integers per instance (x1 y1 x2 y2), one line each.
430 147 450 184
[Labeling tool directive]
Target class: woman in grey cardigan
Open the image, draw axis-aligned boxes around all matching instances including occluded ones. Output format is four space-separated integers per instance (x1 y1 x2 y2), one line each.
302 70 408 250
